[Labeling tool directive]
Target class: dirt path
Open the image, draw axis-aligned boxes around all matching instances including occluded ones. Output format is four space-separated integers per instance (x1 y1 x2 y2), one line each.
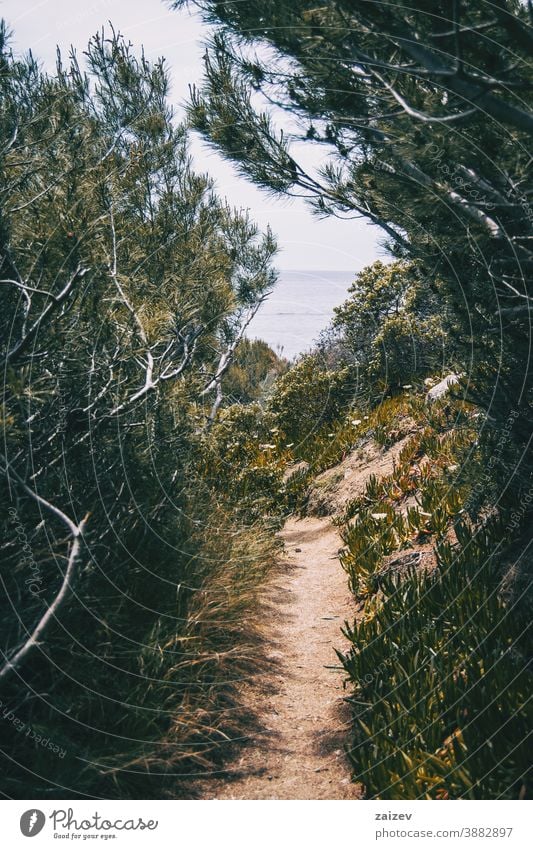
202 516 361 799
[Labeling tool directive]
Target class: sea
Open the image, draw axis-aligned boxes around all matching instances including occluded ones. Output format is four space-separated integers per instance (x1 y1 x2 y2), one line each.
246 269 355 360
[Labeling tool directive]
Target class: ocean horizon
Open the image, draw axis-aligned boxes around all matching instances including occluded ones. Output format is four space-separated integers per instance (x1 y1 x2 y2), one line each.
246 269 356 359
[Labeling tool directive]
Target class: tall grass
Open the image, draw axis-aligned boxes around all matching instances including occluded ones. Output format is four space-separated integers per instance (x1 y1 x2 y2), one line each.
0 464 277 799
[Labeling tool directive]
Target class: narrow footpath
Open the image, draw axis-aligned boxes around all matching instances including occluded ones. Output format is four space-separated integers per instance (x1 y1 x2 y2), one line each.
202 516 362 799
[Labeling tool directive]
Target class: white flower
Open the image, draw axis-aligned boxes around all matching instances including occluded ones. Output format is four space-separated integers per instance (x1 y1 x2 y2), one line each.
371 512 388 520
351 419 362 426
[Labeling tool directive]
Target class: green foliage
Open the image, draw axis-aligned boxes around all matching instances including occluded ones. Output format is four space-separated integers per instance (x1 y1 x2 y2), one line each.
0 26 277 798
222 337 288 405
199 403 289 521
268 354 354 449
331 261 450 389
340 519 532 799
336 395 532 798
174 0 533 465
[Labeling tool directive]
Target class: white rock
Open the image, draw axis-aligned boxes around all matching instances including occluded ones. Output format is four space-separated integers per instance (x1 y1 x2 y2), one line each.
426 373 460 402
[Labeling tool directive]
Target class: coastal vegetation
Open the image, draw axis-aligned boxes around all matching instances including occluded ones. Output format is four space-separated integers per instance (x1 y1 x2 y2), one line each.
0 26 278 797
0 0 532 800
169 0 533 796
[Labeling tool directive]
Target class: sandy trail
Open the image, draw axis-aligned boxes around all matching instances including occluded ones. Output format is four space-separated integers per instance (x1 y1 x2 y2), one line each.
202 516 361 800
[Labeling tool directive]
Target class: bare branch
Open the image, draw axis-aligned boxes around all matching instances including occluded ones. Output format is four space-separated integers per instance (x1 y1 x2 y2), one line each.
2 264 86 365
430 19 497 38
1 123 18 155
202 293 269 428
108 327 202 417
367 66 477 125
0 455 89 683
201 294 269 398
390 34 533 135
0 278 56 298
393 157 505 239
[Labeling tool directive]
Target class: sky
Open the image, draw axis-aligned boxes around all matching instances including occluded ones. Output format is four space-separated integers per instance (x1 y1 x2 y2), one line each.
0 0 383 272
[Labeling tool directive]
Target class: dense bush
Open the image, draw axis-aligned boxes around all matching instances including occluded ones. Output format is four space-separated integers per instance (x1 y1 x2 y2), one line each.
199 403 289 521
337 397 533 799
0 26 277 798
342 519 532 799
323 261 451 391
268 355 354 449
222 337 288 405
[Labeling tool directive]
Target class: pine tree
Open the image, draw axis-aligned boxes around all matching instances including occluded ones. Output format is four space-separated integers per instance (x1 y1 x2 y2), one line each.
172 0 533 460
0 23 276 796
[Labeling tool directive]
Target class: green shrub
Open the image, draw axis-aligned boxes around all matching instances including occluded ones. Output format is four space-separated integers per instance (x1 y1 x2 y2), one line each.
332 261 452 391
223 337 288 404
340 519 532 799
0 28 277 798
268 355 354 449
337 395 532 799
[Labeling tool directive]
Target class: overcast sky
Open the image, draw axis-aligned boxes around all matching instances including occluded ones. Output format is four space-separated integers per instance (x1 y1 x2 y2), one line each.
0 0 382 271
